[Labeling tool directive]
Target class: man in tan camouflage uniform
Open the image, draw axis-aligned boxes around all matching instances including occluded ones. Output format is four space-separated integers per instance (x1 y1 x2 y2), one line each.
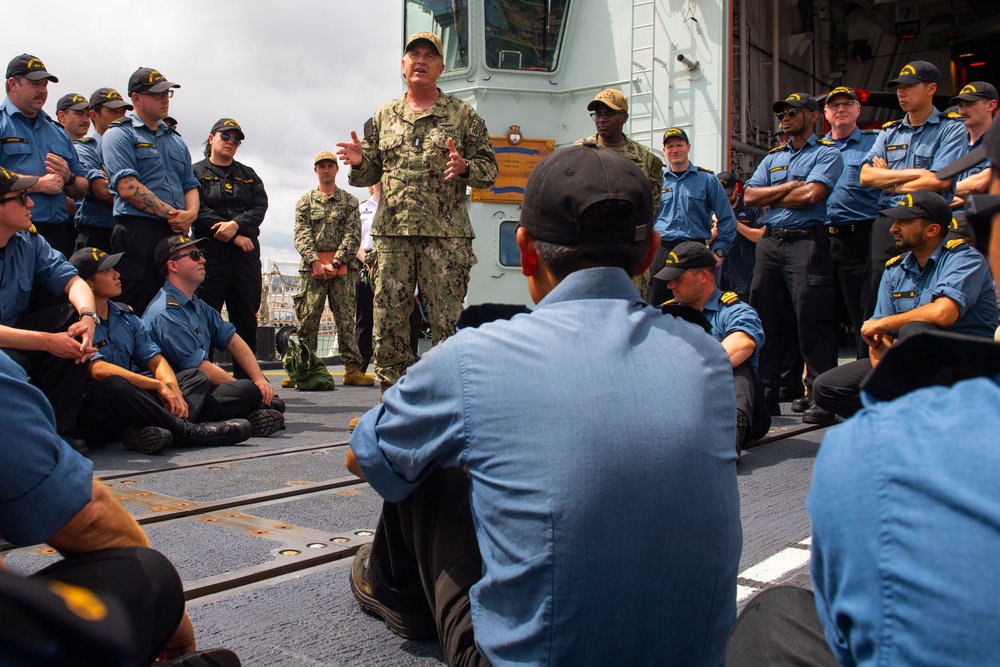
292 151 373 387
576 88 662 295
337 31 497 390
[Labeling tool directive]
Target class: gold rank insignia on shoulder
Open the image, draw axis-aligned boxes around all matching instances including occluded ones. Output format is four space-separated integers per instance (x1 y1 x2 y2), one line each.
115 302 134 313
697 166 714 173
720 291 740 305
768 144 784 153
946 111 962 120
882 119 900 129
662 298 677 305
863 129 879 134
77 137 95 144
28 224 37 234
945 238 966 250
885 254 903 268
166 299 181 307
817 139 835 146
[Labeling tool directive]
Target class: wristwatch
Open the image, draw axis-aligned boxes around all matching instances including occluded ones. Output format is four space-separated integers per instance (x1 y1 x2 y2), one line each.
332 259 342 269
79 311 99 325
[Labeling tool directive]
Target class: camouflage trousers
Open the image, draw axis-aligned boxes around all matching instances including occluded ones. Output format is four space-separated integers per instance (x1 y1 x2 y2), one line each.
631 268 650 300
293 272 363 366
369 235 475 386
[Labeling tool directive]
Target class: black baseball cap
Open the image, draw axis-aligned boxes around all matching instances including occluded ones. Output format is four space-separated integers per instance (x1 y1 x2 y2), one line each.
210 118 244 140
937 114 1000 180
717 171 738 195
154 235 207 269
772 93 820 113
0 167 38 196
69 247 123 279
519 142 652 245
56 93 89 113
663 127 690 143
950 81 999 106
880 191 953 227
887 60 940 87
826 86 859 102
653 241 716 281
5 54 58 82
89 87 133 111
127 67 180 96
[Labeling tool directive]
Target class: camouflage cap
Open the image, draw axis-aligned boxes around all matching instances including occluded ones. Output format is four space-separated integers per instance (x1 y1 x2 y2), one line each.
6 54 58 82
127 67 180 96
89 87 133 111
313 151 338 165
587 89 628 113
404 31 443 57
0 167 38 196
57 93 89 113
520 142 652 246
210 118 245 140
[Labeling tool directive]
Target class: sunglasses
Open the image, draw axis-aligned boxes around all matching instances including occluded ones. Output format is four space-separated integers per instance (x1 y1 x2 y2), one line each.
0 191 30 206
774 108 801 120
218 132 242 146
170 249 204 263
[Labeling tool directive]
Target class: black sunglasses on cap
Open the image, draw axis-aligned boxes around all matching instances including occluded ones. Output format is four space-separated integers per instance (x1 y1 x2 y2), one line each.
170 249 204 262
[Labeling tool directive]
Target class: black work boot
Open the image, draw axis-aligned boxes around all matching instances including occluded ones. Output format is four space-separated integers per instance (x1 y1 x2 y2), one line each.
179 420 252 446
122 426 173 454
246 409 284 437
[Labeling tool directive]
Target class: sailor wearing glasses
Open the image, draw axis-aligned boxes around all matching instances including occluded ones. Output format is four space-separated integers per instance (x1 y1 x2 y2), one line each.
191 118 268 378
743 92 844 419
102 67 199 314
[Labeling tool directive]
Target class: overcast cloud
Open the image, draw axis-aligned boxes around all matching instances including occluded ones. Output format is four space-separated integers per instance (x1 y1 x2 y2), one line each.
5 2 404 263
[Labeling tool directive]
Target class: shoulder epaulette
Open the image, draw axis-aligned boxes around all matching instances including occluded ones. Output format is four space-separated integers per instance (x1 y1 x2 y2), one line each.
768 144 785 154
109 118 128 127
165 298 181 308
720 291 740 306
817 139 836 146
946 111 962 120
114 301 134 313
697 166 714 174
945 238 966 250
662 298 677 305
27 224 37 235
75 136 96 144
882 119 900 130
885 254 903 268
862 128 880 134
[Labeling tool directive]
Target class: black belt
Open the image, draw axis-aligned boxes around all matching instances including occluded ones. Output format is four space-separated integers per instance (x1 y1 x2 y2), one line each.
827 223 866 235
766 225 820 239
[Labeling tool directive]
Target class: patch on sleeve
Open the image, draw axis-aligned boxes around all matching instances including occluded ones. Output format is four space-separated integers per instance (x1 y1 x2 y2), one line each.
363 117 375 141
470 116 486 138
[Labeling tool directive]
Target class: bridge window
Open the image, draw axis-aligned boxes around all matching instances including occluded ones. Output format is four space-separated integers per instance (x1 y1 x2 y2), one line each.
498 221 521 267
485 0 570 71
404 0 469 72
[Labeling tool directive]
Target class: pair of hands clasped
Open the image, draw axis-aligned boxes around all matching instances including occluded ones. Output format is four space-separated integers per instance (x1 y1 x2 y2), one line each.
210 220 253 252
335 132 469 181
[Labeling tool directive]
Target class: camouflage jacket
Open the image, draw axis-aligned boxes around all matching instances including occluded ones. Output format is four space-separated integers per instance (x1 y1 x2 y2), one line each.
576 135 663 216
348 92 498 238
293 188 361 272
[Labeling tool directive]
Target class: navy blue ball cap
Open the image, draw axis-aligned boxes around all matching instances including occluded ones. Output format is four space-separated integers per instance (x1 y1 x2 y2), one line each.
0 167 38 196
154 235 207 269
880 191 952 227
69 247 123 279
772 93 820 113
5 54 58 82
653 241 716 282
886 60 940 87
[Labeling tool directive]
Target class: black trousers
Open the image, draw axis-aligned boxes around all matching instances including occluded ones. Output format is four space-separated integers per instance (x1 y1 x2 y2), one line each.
355 275 374 373
201 379 264 422
734 361 771 444
3 303 89 434
77 368 212 444
724 585 839 666
750 230 838 405
111 215 174 316
76 226 115 255
368 467 492 666
197 249 262 380
862 213 897 321
828 220 872 359
17 547 186 667
646 238 703 306
34 221 77 260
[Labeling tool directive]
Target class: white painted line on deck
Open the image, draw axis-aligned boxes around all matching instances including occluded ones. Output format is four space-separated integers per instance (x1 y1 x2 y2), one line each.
737 536 813 602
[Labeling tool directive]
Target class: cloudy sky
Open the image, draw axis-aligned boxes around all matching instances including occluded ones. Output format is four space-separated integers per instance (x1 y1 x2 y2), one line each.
5 2 404 263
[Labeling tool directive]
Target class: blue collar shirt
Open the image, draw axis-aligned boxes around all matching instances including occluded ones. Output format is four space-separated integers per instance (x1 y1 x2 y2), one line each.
73 133 115 230
863 108 968 207
350 267 742 666
101 114 199 219
873 239 999 337
0 98 87 225
655 163 738 255
0 230 78 326
142 281 236 370
93 300 161 371
701 287 765 370
824 127 881 225
745 134 845 229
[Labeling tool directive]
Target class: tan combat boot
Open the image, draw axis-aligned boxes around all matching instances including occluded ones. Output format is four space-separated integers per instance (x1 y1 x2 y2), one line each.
343 364 375 387
281 378 295 388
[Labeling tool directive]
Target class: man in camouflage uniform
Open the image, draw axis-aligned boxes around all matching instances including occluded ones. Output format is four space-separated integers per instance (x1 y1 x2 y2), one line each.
292 151 372 387
575 88 662 296
337 31 497 389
